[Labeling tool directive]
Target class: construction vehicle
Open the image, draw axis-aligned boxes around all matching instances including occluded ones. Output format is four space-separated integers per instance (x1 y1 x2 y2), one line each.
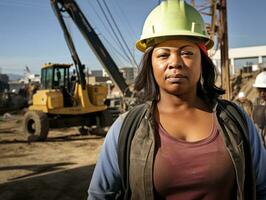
0 91 28 114
0 74 28 114
23 0 134 141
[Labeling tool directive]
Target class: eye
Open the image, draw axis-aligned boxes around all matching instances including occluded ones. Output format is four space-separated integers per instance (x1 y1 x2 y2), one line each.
157 53 169 59
180 50 194 57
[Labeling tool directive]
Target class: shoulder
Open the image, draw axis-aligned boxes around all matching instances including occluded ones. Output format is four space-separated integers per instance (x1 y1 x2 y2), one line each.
217 99 243 113
105 114 126 142
106 104 147 138
216 99 250 136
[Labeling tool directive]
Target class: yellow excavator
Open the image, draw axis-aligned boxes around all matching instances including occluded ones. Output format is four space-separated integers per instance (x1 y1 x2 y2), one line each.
23 0 133 141
23 62 110 140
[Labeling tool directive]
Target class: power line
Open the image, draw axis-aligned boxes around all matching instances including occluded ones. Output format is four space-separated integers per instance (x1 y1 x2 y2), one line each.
86 0 121 50
101 34 130 66
102 0 138 67
95 0 132 66
95 0 137 67
112 0 138 44
86 0 132 67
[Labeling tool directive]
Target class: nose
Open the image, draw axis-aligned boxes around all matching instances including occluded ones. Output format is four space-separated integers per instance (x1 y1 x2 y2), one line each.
168 54 183 69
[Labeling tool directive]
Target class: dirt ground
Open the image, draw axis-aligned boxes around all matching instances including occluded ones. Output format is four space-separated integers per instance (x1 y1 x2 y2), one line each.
0 111 105 200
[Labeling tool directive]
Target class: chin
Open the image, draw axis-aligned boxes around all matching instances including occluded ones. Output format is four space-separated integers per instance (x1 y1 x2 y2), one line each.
166 88 185 96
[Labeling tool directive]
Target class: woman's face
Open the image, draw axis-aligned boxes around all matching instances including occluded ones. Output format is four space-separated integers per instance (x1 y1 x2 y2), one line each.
151 39 202 97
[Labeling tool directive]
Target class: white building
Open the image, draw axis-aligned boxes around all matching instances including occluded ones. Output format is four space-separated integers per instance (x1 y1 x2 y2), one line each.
120 67 138 84
212 45 266 74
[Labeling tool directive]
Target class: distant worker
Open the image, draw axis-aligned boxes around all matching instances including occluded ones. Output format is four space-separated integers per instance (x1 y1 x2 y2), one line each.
252 71 266 147
70 69 77 93
54 68 61 87
71 69 76 82
56 68 61 81
235 91 253 118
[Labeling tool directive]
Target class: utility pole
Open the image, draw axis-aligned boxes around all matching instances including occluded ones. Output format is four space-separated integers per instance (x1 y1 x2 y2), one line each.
192 0 230 99
218 0 231 100
209 0 217 42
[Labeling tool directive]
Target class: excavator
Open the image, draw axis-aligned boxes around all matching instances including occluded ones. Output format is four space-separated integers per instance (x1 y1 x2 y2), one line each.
23 0 134 141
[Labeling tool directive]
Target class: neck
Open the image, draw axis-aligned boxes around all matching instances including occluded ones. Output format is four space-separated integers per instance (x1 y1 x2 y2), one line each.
157 90 209 113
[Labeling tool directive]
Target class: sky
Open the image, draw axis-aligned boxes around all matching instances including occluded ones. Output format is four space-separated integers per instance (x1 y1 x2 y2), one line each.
1 0 266 76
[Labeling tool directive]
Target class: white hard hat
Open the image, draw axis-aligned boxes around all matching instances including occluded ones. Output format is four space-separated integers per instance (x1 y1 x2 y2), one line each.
237 91 246 99
253 71 266 88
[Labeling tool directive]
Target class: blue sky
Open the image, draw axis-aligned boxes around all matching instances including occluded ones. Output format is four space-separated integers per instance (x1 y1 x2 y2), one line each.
1 0 266 75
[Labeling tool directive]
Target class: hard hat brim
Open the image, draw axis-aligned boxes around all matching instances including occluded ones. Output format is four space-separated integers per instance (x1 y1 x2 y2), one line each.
136 34 213 52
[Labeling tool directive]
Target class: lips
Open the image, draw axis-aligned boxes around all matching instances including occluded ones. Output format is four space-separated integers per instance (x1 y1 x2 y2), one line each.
165 74 187 83
166 74 186 79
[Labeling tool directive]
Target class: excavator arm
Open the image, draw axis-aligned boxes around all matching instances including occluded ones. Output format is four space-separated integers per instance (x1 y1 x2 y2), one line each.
50 0 132 97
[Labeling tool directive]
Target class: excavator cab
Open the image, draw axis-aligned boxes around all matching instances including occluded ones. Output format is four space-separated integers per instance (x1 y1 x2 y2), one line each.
41 63 73 106
41 63 70 90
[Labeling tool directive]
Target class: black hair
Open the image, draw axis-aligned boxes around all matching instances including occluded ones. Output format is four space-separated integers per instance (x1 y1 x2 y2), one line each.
198 49 225 103
134 47 225 104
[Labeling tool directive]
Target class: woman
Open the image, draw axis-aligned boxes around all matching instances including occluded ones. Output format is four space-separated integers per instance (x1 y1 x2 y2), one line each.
88 1 266 199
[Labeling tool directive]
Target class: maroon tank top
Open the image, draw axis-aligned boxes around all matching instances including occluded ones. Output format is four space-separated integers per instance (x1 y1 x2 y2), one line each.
153 118 236 200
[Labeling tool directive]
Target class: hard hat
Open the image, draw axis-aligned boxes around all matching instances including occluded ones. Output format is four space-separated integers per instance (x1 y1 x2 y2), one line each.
253 71 266 88
136 0 214 52
237 91 246 99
